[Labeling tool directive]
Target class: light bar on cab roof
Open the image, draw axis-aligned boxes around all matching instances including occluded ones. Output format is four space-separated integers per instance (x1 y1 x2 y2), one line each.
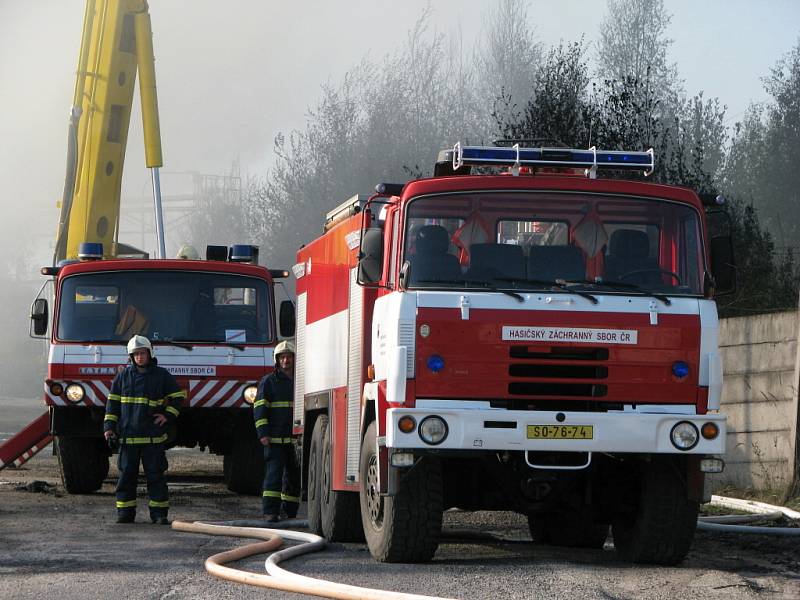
451 142 654 177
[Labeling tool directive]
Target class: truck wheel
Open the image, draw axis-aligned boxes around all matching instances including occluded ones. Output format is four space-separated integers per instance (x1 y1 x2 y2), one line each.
528 510 608 549
56 436 109 494
224 434 264 495
359 421 443 562
611 456 698 565
306 415 325 535
318 415 364 542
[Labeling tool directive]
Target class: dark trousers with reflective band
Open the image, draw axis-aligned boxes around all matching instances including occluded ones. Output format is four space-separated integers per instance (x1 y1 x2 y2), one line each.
116 443 169 519
262 443 300 517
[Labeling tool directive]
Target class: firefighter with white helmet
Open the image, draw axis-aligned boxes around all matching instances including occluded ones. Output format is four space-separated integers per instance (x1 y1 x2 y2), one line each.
103 335 186 524
176 244 199 259
253 339 299 521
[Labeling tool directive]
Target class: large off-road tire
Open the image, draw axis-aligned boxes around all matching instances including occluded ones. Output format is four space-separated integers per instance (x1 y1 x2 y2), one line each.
306 415 325 535
56 436 109 494
318 415 364 542
528 509 608 549
611 456 698 565
223 433 264 495
359 421 443 562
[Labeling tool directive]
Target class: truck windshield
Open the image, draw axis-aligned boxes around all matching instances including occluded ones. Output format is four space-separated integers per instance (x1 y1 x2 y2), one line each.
56 271 272 344
403 191 705 296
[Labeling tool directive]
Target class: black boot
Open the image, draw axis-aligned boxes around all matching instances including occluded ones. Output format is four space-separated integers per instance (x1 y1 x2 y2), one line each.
116 513 135 524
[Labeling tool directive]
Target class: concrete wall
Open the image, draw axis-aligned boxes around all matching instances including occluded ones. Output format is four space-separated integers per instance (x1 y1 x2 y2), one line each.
707 310 799 494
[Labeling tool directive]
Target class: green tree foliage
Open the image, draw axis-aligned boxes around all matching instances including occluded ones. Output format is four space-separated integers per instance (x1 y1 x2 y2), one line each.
193 1 797 315
724 38 800 248
719 38 800 313
496 40 593 147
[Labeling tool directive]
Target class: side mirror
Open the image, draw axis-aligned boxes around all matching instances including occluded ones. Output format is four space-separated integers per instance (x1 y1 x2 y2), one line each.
357 227 384 284
706 210 736 296
30 298 49 336
279 300 296 338
398 260 410 290
709 236 736 296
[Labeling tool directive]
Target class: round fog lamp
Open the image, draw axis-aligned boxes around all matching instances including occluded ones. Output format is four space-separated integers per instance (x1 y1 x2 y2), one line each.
65 383 85 403
701 422 719 440
243 385 258 404
49 382 64 396
670 421 699 450
419 416 448 445
672 361 690 379
426 355 445 373
398 415 416 434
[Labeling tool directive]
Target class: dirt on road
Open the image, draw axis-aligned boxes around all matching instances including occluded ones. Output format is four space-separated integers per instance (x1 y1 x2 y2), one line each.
1 448 799 600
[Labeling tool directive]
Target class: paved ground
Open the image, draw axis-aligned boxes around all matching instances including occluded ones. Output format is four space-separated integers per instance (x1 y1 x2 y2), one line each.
2 398 799 599
1 448 799 600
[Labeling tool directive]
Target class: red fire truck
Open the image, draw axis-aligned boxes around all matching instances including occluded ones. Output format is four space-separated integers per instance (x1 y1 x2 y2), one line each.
296 143 734 565
29 244 295 495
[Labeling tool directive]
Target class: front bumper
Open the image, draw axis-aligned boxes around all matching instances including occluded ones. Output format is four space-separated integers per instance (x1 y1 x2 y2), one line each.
386 405 726 454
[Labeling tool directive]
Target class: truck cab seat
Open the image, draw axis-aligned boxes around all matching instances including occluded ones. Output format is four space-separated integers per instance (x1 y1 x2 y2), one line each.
407 225 461 285
528 245 586 282
467 243 525 282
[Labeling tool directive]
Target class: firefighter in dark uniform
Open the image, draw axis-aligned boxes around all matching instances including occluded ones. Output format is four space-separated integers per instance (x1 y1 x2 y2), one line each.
254 340 300 522
103 335 185 524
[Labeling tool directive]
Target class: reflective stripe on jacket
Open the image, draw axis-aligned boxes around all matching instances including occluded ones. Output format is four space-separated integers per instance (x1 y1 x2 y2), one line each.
104 359 185 442
253 369 293 440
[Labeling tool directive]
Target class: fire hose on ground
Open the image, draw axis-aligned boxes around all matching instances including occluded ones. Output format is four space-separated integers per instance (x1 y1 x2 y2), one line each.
172 495 799 599
171 519 456 600
700 494 800 536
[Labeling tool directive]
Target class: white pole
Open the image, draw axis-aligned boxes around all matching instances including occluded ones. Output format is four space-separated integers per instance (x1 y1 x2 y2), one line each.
151 167 166 259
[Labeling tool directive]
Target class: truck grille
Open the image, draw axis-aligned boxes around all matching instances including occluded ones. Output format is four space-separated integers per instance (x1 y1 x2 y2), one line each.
508 344 609 398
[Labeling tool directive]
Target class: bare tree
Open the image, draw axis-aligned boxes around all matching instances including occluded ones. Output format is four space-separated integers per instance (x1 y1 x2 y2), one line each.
597 0 680 95
475 0 542 135
249 8 485 271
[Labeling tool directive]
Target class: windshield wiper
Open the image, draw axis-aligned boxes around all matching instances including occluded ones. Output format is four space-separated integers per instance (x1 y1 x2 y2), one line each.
577 279 672 306
442 278 525 302
495 277 599 305
153 339 194 351
414 278 525 302
173 338 246 351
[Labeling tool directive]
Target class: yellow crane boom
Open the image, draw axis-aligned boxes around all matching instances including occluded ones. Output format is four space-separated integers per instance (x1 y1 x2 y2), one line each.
53 0 163 263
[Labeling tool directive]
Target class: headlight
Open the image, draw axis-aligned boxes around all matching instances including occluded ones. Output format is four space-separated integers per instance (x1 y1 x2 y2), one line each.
49 382 64 396
418 416 448 445
243 385 258 404
65 383 85 403
670 421 699 451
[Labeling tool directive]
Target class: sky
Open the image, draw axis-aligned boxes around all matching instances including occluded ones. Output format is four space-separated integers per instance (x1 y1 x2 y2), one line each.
0 0 798 265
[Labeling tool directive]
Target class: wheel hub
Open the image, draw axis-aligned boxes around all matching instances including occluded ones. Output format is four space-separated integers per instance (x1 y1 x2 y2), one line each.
365 454 383 527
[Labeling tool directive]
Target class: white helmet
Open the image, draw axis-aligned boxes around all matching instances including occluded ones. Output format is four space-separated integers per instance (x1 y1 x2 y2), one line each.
176 244 199 259
274 340 295 358
127 335 152 355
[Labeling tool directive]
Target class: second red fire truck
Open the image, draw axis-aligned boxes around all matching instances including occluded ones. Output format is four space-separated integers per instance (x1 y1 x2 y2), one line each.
295 143 734 564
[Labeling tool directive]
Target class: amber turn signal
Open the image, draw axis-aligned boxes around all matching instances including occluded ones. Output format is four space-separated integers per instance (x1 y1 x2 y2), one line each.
367 364 375 380
398 415 416 434
701 422 719 440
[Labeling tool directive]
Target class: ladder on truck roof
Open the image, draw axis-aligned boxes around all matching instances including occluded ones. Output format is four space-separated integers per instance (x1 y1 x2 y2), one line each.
0 413 52 471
